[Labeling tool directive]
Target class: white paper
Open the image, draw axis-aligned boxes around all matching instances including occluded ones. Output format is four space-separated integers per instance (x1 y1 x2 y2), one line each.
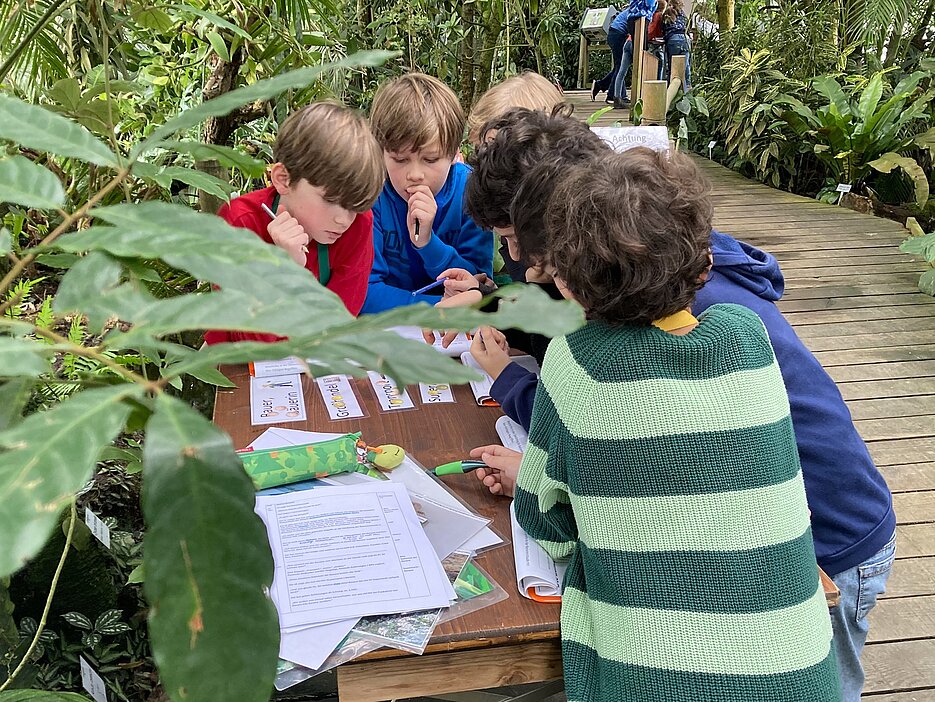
248 427 342 451
390 326 472 357
836 183 852 193
419 382 456 404
315 374 365 420
279 618 358 671
591 126 670 153
256 482 454 628
84 507 111 549
410 493 490 560
251 357 306 378
460 353 540 406
367 371 415 411
250 374 307 425
510 503 567 599
495 416 529 453
80 656 108 702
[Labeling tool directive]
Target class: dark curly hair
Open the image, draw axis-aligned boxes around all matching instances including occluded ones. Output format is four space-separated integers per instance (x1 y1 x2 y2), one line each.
542 148 713 326
465 106 609 250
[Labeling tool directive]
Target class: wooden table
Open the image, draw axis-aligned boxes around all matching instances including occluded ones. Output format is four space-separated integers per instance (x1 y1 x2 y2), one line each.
213 366 563 702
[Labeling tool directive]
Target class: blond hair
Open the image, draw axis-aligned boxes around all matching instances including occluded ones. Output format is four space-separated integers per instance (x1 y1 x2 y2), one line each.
274 102 383 213
467 72 565 145
369 73 465 158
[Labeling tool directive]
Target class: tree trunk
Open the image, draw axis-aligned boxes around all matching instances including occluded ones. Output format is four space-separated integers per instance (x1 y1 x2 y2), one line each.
716 0 735 30
198 43 268 213
474 8 501 99
459 0 477 112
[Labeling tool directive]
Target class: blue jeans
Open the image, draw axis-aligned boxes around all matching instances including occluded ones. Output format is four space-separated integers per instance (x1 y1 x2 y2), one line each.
596 27 628 100
614 37 634 102
665 35 691 88
830 532 896 701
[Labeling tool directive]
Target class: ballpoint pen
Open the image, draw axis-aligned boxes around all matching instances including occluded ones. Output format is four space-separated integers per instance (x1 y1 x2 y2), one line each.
411 277 448 296
432 460 487 476
261 202 308 254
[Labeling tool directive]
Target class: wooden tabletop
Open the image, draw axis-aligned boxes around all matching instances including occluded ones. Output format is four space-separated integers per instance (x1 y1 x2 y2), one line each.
213 365 561 661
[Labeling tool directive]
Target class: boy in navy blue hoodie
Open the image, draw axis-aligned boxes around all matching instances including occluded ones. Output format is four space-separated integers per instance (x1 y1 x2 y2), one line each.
467 108 895 702
361 73 493 313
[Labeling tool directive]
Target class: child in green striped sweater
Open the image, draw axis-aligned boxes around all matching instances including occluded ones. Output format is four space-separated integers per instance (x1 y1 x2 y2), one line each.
480 148 840 701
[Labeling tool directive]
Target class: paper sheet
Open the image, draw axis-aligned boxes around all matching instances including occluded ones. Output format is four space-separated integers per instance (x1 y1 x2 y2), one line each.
251 358 306 378
279 618 358 671
256 482 454 628
509 503 567 599
460 353 540 406
390 326 472 357
495 416 529 453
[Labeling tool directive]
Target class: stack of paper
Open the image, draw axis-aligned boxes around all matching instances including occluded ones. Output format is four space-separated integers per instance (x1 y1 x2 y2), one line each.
248 427 503 676
460 353 541 406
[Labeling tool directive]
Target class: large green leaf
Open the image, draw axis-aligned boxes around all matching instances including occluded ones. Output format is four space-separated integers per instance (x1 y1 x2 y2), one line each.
856 73 883 130
812 76 851 118
134 51 396 157
0 378 32 432
0 95 117 167
900 231 935 262
0 156 65 209
166 4 253 39
143 394 278 702
916 127 935 152
0 229 11 255
0 692 93 701
919 269 935 297
0 336 51 377
158 141 265 177
869 152 929 207
0 385 137 576
138 165 234 201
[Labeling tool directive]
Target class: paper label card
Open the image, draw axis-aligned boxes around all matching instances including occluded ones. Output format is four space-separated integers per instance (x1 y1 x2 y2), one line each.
84 507 111 549
835 183 852 193
250 358 306 378
591 126 670 153
315 375 365 420
708 140 717 149
250 374 307 426
419 383 456 404
367 372 415 411
81 656 108 702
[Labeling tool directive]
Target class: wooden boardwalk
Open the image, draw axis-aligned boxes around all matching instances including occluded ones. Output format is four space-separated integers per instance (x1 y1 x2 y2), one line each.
564 91 935 700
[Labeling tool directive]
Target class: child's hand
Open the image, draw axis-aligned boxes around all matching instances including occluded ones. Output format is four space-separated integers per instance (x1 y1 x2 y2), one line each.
470 326 510 380
438 268 494 298
436 290 483 308
267 209 309 266
406 184 437 248
469 444 522 497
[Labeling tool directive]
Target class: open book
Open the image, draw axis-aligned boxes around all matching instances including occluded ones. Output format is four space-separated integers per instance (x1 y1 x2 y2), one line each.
460 353 540 406
496 417 565 603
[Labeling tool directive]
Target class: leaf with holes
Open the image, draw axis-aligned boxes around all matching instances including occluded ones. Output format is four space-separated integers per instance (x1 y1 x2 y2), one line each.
143 394 278 702
0 95 117 167
0 385 138 576
0 156 65 210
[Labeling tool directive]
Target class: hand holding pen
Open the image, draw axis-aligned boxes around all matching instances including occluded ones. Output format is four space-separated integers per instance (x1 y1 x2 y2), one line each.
406 184 436 248
261 202 309 266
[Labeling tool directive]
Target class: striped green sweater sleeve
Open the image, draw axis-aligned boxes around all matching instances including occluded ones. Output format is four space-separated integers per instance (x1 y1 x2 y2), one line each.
515 304 840 702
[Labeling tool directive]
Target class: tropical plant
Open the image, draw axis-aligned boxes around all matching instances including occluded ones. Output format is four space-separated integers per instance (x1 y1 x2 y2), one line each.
900 216 935 295
778 71 935 206
0 54 585 702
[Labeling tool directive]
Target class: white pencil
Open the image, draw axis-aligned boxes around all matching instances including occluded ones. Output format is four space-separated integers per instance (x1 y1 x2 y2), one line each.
261 202 308 254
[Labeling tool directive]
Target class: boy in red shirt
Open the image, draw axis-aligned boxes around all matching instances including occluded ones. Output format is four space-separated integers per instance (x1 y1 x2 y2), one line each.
204 102 384 344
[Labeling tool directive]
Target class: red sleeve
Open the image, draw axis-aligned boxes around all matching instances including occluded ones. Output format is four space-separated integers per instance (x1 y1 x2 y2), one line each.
324 211 374 317
648 11 664 39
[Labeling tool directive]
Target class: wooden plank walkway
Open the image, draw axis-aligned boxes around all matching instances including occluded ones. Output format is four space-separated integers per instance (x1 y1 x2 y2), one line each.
564 91 935 700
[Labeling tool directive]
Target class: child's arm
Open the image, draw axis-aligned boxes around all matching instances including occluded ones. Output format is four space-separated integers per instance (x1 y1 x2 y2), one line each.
513 390 578 562
489 363 538 431
415 215 495 281
325 212 374 316
361 208 442 313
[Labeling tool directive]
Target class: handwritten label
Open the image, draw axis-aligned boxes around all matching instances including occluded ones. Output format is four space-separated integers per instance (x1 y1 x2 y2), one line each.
367 372 415 411
419 383 456 404
84 508 111 549
591 126 670 153
250 374 307 426
81 656 108 702
315 374 365 420
835 183 852 193
250 357 306 378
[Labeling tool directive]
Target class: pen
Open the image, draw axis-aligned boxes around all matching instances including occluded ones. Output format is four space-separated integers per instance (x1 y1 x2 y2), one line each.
414 218 420 242
261 202 309 254
411 277 448 297
432 460 487 476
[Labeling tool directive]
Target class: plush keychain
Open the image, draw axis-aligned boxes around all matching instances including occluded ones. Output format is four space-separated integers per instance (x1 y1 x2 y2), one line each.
238 433 406 490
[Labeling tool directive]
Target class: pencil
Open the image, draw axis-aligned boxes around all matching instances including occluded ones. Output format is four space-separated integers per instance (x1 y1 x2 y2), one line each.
411 277 447 297
261 202 308 254
414 219 421 242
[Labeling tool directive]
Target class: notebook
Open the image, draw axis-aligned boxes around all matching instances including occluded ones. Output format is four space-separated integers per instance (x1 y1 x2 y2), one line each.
496 417 565 603
460 353 540 407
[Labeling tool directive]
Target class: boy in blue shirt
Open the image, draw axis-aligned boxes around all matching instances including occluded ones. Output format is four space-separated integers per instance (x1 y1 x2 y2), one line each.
362 73 493 313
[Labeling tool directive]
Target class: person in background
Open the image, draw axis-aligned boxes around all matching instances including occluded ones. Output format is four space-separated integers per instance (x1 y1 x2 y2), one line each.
590 7 631 106
661 0 691 87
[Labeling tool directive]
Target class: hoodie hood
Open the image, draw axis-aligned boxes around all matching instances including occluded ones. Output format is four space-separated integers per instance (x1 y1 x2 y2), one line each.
708 230 785 302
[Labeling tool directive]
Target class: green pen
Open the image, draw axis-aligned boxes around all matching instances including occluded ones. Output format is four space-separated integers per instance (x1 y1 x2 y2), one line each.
432 460 486 476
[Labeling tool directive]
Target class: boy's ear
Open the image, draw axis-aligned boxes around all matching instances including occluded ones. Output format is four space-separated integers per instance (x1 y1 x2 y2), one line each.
270 163 291 194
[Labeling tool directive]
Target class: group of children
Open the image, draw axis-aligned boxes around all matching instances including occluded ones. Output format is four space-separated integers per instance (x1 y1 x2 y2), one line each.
207 70 893 702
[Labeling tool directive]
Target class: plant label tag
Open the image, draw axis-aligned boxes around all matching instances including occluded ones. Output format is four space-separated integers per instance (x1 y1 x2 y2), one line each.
315 374 365 420
250 357 305 377
84 507 111 549
835 183 852 193
707 140 717 149
250 374 307 426
419 383 456 404
80 656 108 702
367 371 415 411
